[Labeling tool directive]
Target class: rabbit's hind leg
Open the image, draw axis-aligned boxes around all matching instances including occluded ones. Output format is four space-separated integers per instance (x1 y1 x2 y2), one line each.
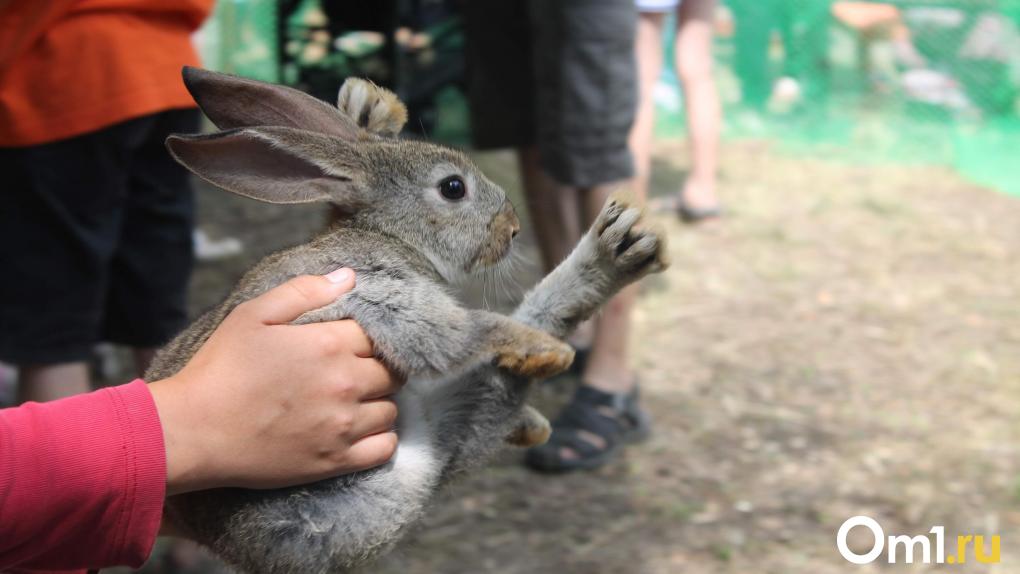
505 404 552 447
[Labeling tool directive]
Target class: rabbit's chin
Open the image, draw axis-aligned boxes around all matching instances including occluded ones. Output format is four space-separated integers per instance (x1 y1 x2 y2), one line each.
469 240 514 273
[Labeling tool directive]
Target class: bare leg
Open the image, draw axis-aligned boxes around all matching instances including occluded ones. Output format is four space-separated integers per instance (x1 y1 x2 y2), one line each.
518 146 593 346
676 0 721 211
630 12 667 201
576 10 668 393
517 146 581 273
579 185 640 394
17 362 90 403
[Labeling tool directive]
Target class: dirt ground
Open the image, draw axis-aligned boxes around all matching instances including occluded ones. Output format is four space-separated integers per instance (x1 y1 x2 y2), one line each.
169 138 1020 573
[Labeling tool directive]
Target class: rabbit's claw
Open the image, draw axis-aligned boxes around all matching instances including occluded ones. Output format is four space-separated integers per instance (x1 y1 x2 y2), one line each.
593 191 670 279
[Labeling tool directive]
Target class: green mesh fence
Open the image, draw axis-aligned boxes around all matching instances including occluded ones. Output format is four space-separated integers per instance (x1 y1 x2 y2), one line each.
197 0 279 82
656 0 1020 197
197 1 1020 197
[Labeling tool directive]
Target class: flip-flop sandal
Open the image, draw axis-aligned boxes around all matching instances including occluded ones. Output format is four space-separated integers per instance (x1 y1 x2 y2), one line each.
524 384 652 473
651 196 723 224
677 198 722 224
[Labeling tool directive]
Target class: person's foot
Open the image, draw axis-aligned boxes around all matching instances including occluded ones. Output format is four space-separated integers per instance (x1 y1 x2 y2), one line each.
675 177 721 224
650 178 721 224
524 384 651 473
680 177 719 213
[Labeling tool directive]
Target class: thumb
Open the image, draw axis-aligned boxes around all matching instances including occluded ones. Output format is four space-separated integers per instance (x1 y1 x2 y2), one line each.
249 268 356 325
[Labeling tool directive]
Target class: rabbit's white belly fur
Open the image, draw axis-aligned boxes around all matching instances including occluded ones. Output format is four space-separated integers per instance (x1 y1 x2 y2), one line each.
389 379 441 490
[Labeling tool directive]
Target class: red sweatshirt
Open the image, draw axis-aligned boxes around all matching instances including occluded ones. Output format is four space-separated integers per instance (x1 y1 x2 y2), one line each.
0 380 166 572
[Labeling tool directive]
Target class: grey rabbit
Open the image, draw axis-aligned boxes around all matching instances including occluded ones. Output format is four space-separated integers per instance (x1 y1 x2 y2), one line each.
148 67 669 574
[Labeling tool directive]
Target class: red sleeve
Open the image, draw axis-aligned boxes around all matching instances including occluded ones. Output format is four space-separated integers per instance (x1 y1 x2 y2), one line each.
0 380 167 571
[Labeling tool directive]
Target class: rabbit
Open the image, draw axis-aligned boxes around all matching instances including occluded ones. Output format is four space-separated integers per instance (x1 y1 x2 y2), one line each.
148 67 669 574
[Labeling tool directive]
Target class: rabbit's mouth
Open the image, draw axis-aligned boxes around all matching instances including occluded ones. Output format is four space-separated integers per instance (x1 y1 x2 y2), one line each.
468 203 521 270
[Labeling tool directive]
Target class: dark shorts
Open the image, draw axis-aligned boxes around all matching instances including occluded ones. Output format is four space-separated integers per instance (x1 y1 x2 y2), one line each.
465 0 638 188
0 109 198 365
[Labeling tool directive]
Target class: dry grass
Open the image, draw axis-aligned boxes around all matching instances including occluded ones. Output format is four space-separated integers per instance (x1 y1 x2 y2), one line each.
381 140 1020 573
173 139 1020 573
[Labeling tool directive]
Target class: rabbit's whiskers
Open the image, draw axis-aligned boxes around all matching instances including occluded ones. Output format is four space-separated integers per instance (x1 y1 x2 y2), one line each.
480 265 494 310
495 250 524 304
474 246 521 310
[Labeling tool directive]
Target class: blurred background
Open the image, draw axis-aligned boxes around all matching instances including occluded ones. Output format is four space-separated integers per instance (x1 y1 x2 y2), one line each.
5 0 1019 572
199 0 1020 196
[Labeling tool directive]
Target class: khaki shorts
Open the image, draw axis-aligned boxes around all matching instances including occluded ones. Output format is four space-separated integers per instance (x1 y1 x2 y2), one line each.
465 0 638 188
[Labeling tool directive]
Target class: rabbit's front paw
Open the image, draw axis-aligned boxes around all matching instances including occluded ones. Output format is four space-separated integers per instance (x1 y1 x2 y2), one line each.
591 191 670 280
494 336 575 380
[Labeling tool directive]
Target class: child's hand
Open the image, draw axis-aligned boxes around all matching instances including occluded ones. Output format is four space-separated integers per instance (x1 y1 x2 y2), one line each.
149 269 402 495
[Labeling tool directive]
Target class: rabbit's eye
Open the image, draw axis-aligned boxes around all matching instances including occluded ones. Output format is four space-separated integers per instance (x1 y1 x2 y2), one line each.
438 176 466 201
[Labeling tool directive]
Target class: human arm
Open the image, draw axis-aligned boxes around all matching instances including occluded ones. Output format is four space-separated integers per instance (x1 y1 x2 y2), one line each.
0 380 166 571
0 268 401 571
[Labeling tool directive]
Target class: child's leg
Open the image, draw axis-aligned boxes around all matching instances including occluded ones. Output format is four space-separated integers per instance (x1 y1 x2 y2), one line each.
16 364 90 404
0 120 157 403
629 12 667 202
106 109 197 378
676 0 721 210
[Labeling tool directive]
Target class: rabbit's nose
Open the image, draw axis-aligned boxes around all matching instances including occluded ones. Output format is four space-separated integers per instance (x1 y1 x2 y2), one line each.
500 200 521 239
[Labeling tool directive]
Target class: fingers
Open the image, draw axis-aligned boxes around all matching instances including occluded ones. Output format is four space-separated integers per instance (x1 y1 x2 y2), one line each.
247 268 356 325
350 398 399 438
343 431 399 472
354 358 403 399
314 320 374 358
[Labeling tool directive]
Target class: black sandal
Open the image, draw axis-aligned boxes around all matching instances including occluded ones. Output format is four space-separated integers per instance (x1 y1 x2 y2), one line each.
570 345 590 376
524 384 652 473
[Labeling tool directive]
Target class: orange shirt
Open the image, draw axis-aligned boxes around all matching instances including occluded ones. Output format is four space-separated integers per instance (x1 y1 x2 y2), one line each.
0 0 214 147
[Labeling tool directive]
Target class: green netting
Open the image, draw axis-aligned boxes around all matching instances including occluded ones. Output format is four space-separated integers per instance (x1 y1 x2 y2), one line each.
196 1 1019 198
196 0 279 82
656 0 1020 197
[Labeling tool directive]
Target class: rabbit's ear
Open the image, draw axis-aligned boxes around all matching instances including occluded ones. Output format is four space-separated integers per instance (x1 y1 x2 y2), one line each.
166 127 369 208
337 78 408 137
182 67 362 140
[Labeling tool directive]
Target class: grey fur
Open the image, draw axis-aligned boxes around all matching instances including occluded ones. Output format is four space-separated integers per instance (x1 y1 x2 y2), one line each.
151 69 668 574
